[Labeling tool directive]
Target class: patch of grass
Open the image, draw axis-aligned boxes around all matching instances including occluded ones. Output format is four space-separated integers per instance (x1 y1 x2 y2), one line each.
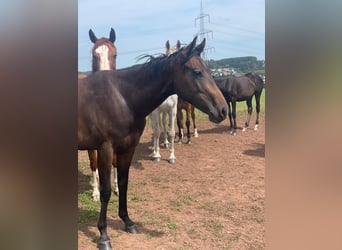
151 176 161 183
78 190 99 224
165 222 177 230
198 201 216 212
78 190 99 211
78 189 119 225
226 232 241 243
248 244 265 250
202 219 224 238
142 210 178 237
170 194 193 211
130 191 146 202
223 232 242 249
249 205 264 223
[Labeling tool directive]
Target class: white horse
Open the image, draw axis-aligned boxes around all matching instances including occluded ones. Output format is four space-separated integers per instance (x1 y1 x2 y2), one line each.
149 40 181 163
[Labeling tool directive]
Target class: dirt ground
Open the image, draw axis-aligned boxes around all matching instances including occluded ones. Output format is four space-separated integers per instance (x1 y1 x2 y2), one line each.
78 113 265 250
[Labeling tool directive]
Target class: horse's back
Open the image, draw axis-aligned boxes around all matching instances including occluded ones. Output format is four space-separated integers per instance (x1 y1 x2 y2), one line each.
78 71 137 149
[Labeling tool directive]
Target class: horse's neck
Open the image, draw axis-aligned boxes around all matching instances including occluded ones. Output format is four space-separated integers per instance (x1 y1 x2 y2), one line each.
116 65 174 118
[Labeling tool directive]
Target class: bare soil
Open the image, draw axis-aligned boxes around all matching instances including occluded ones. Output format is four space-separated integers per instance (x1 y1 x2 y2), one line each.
78 114 265 250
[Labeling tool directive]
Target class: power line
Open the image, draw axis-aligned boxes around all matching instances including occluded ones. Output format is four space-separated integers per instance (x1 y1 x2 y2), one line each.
194 0 214 61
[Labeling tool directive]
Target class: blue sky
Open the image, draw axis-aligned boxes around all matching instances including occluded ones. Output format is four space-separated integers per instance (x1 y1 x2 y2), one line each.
78 0 265 71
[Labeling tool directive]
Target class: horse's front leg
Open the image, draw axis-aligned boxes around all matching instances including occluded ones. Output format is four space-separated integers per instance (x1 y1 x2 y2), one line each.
231 101 237 136
168 108 177 164
117 148 139 234
254 93 261 130
227 102 235 135
243 99 253 132
191 106 198 137
185 109 192 144
97 142 114 250
176 111 184 144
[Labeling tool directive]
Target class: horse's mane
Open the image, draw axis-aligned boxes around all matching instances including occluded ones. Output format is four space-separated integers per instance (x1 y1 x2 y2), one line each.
133 47 187 78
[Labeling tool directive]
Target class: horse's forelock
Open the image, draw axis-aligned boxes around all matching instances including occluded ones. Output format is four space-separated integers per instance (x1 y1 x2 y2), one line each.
92 38 116 53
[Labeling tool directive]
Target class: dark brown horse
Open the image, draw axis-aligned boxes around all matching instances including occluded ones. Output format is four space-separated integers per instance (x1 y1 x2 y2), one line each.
165 40 198 144
87 28 119 201
214 72 264 135
78 36 227 249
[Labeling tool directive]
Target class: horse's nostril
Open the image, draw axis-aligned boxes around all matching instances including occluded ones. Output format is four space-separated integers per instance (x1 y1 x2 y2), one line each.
222 107 228 118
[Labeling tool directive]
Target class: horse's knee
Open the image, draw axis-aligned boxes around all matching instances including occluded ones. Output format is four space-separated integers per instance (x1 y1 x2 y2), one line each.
168 130 175 137
100 186 111 203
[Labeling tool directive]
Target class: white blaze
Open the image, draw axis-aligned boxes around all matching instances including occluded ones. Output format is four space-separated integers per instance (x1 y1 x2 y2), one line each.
95 45 110 70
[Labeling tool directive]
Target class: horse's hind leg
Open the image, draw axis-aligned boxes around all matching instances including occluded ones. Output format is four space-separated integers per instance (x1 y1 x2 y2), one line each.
162 111 170 148
112 155 119 196
88 150 100 201
168 107 177 164
243 99 252 132
185 108 192 144
254 93 261 130
191 106 198 137
176 110 184 144
96 142 114 250
151 112 161 161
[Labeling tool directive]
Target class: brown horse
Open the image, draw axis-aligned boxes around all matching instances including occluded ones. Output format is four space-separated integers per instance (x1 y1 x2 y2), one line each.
176 98 198 144
87 28 119 201
214 72 264 135
165 41 198 144
78 36 227 249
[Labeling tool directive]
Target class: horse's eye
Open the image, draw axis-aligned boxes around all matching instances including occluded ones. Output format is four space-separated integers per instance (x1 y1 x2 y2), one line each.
193 70 202 77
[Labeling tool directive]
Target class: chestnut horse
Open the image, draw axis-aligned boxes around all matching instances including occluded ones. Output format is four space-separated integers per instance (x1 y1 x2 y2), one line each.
214 72 264 135
78 36 227 249
87 28 119 201
176 99 198 144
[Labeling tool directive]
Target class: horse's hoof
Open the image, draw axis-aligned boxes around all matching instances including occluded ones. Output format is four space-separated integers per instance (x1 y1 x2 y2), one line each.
126 224 139 234
178 141 182 145
97 240 112 250
169 158 176 164
153 157 161 162
164 143 169 148
194 133 199 138
229 130 236 136
242 127 247 132
186 140 192 145
254 125 259 130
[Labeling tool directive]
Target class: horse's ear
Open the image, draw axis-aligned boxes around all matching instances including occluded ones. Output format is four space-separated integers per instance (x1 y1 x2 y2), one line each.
176 40 181 50
165 40 170 51
109 28 116 43
194 38 206 55
89 29 97 43
181 36 197 62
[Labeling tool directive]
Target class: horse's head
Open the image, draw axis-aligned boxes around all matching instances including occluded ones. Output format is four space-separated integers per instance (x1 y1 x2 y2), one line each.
171 37 228 123
89 28 117 71
165 40 181 55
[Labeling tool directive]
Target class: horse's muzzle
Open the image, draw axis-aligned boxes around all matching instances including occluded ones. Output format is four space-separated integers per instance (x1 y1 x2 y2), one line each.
209 106 227 123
